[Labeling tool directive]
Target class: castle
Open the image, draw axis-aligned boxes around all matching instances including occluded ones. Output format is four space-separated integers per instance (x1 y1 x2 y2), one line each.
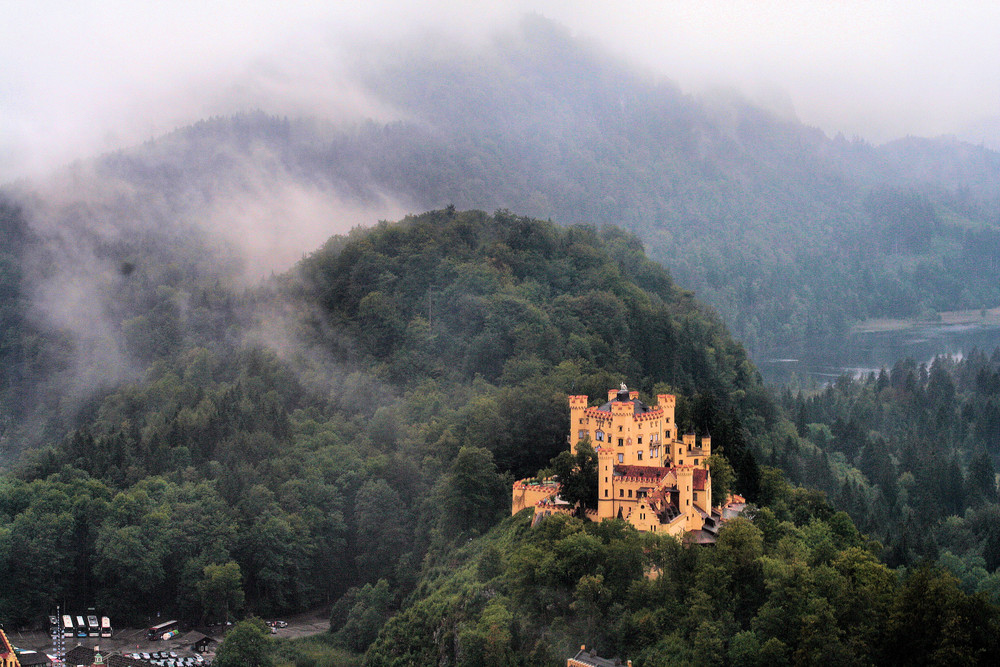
512 385 730 541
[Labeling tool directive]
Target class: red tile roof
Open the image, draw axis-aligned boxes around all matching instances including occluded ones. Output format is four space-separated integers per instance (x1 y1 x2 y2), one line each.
613 465 671 481
693 468 707 491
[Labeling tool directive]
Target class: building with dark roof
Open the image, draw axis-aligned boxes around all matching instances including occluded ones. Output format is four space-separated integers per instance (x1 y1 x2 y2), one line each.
63 646 95 666
567 645 631 667
514 384 742 540
183 631 217 653
13 651 50 667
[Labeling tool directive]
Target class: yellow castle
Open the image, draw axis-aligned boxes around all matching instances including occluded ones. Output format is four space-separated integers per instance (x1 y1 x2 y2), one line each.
513 384 725 541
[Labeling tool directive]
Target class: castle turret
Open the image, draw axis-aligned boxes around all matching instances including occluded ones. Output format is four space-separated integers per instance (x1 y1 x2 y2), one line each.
676 465 704 531
657 394 675 440
597 447 616 518
569 395 589 453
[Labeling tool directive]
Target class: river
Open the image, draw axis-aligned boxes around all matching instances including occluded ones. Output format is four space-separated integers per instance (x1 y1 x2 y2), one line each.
756 322 1000 386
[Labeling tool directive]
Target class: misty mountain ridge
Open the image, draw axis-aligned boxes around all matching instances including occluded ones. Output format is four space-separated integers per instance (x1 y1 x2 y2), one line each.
4 13 1000 372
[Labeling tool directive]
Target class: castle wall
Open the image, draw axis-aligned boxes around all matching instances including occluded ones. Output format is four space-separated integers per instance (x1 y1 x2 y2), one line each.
511 479 560 515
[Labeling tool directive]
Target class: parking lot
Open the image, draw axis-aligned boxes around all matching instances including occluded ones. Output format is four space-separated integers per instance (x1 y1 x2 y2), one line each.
7 626 215 664
8 607 330 663
122 650 209 666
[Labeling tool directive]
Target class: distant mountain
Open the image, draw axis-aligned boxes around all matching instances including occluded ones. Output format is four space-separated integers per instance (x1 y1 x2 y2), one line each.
6 15 1000 359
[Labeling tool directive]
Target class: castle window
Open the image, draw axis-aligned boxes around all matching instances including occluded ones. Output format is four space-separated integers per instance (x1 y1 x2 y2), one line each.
619 425 623 431
595 430 605 441
618 438 624 447
694 492 698 501
618 454 623 463
579 430 588 440
619 489 624 497
628 490 632 498
579 418 584 424
638 436 643 444
605 489 608 497
694 459 698 465
637 451 643 461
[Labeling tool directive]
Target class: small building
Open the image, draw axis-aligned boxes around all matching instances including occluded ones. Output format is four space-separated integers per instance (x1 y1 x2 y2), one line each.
567 644 631 667
13 651 49 667
64 646 95 666
184 632 217 654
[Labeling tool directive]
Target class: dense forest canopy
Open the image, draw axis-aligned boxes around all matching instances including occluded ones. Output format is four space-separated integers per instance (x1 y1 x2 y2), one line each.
0 209 763 626
1 205 998 664
774 352 1000 591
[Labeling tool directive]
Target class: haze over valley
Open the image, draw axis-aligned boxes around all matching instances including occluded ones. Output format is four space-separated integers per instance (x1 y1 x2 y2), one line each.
3 4 1000 665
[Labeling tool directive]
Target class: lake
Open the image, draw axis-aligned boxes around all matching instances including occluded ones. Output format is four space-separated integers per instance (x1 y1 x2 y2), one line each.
756 322 1000 386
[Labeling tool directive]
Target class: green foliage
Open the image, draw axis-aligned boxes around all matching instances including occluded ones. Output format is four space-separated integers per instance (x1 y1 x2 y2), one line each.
4 197 997 666
549 439 598 511
707 453 736 507
272 634 361 667
0 209 767 625
442 446 510 536
777 352 1000 582
331 579 394 653
198 561 245 623
215 617 275 667
366 493 1000 667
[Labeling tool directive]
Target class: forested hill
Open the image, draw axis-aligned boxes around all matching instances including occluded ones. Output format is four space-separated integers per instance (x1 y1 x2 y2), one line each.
13 14 999 356
2 208 998 664
0 209 761 626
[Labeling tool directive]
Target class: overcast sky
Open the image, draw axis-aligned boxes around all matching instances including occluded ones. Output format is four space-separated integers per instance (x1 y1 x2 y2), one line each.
3 0 1000 182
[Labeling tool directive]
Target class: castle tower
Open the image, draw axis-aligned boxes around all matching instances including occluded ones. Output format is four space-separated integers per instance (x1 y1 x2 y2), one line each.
596 447 616 518
569 395 589 453
676 465 703 531
657 394 676 441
